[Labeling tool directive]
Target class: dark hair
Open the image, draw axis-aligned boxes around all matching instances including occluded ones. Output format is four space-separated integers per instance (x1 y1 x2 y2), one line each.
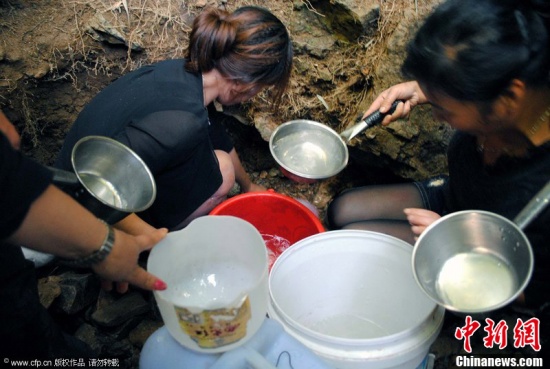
185 6 293 104
402 0 550 103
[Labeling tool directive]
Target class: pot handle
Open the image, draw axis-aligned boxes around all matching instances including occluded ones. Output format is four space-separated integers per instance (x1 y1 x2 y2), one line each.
513 180 550 230
361 99 402 128
340 100 402 142
47 166 81 189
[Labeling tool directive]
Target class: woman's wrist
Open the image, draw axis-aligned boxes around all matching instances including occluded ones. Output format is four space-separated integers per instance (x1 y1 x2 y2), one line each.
60 223 115 267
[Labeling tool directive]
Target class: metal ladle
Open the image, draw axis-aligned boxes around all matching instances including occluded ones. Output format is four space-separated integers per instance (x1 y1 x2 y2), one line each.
412 180 550 313
339 100 402 142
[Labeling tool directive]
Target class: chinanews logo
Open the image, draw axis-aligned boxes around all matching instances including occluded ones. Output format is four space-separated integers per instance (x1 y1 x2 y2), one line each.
453 315 544 367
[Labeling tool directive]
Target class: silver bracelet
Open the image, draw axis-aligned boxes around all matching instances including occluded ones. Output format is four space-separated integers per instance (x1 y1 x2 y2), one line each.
61 224 115 267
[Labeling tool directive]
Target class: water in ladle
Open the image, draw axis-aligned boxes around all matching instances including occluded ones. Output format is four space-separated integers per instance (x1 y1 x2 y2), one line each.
436 252 517 311
273 131 331 175
79 172 126 208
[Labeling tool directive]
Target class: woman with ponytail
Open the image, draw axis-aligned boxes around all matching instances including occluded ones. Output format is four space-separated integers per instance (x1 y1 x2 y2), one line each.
55 6 293 231
328 0 550 314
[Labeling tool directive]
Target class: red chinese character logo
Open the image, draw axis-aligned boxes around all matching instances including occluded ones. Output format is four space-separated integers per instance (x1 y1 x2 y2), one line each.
483 318 508 349
513 317 541 351
455 315 481 353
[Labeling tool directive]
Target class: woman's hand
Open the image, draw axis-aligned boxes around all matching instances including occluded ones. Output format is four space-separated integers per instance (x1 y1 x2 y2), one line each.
9 184 169 294
403 208 441 238
229 148 267 193
362 81 428 125
103 214 163 292
93 227 168 293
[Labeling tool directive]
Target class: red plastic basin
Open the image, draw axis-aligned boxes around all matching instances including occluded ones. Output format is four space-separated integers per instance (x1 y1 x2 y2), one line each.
209 190 325 270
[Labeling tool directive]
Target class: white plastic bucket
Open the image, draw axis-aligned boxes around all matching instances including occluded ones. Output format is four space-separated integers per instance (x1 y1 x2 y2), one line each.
148 216 269 353
268 230 445 369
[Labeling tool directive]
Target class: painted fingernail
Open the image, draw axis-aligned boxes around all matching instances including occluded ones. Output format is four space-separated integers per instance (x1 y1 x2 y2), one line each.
153 279 167 291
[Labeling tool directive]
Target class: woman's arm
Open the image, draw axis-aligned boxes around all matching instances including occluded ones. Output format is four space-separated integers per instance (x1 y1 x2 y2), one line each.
229 148 266 192
113 213 158 236
7 178 168 292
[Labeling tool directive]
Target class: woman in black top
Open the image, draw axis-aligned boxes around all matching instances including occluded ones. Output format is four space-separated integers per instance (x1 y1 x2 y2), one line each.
55 6 293 231
327 0 550 313
1 110 168 359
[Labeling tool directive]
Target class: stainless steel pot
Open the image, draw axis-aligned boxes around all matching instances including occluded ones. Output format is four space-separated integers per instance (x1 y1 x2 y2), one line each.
269 101 400 183
412 181 550 313
269 120 348 183
50 136 156 224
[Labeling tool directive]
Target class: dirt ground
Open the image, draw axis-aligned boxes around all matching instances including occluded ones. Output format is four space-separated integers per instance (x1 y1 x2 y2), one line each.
1 0 545 367
0 0 445 203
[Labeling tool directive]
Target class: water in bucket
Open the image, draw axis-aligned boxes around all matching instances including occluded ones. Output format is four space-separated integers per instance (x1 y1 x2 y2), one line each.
268 231 444 369
262 234 291 270
167 260 256 309
147 216 269 353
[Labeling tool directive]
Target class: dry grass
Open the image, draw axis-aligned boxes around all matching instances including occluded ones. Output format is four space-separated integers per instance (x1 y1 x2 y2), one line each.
65 0 290 66
65 0 193 69
271 0 436 128
2 0 439 147
62 0 438 128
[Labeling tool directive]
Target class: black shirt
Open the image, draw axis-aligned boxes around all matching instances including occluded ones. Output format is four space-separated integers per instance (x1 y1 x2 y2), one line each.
1 133 91 359
0 133 52 239
445 132 550 308
55 59 232 229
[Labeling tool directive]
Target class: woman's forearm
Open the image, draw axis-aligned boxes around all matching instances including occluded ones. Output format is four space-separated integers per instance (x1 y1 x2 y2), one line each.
7 184 108 259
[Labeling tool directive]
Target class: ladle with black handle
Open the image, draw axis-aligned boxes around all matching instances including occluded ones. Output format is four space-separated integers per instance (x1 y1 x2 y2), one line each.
339 100 402 143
